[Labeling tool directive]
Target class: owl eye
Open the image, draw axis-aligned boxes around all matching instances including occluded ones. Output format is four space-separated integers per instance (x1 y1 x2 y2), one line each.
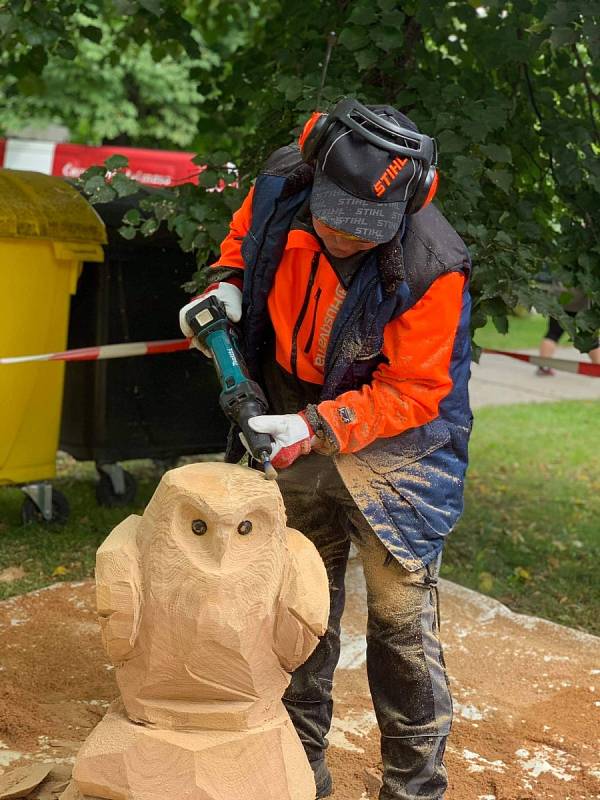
191 519 208 536
237 520 253 535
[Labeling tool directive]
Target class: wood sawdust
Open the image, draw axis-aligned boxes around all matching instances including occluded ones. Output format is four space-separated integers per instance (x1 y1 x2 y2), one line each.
0 571 598 800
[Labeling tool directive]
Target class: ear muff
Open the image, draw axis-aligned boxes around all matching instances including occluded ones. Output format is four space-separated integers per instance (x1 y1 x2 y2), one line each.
405 164 438 215
300 112 333 163
300 99 439 213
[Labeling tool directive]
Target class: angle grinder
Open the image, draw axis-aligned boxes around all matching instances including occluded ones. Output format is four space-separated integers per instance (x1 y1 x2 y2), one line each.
185 295 277 480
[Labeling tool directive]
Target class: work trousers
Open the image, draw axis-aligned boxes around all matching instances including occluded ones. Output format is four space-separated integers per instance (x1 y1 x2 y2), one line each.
278 455 452 800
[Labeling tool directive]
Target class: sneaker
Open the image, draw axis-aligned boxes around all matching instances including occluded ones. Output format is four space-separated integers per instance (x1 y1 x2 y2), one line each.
536 366 555 377
312 759 333 798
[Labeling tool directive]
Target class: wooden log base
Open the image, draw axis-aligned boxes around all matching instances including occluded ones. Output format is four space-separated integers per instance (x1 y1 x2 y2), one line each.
72 702 315 800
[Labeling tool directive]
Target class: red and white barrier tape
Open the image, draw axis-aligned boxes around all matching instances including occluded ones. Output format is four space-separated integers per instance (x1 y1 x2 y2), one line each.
1 340 598 378
0 338 191 364
483 349 600 378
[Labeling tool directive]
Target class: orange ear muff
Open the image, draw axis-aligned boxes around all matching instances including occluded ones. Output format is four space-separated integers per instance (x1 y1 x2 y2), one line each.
422 169 438 209
300 111 332 163
299 112 324 150
406 164 438 215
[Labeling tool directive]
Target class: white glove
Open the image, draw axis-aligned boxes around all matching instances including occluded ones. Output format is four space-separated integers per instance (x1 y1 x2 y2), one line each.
179 282 242 356
248 413 314 470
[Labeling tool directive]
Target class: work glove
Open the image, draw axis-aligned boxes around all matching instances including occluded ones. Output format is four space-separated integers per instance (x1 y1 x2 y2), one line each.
248 413 315 470
179 282 242 357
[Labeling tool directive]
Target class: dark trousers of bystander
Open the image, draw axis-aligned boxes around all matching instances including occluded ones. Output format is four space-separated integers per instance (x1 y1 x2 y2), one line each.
278 455 453 800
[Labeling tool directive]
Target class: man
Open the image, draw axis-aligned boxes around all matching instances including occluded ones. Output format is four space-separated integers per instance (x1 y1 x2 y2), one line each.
180 99 472 800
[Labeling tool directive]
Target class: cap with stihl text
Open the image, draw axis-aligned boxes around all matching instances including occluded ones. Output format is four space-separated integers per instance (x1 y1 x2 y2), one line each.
310 105 425 244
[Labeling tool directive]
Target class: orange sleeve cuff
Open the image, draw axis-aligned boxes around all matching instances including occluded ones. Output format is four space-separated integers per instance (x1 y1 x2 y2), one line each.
316 271 466 453
210 186 255 272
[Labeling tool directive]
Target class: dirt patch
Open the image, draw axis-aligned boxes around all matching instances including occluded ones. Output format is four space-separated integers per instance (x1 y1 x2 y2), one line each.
0 567 25 583
0 574 599 799
0 583 116 759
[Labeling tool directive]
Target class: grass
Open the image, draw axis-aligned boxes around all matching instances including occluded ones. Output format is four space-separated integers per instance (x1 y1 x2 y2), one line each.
0 400 598 634
442 400 600 635
0 458 160 600
473 312 549 351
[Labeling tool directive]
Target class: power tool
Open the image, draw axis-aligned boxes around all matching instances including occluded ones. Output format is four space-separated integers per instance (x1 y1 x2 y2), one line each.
185 295 277 480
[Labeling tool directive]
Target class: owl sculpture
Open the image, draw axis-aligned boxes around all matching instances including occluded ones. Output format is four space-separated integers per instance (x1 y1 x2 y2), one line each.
70 462 330 800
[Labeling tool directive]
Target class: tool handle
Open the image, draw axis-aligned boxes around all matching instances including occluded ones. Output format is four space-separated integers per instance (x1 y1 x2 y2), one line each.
236 398 273 462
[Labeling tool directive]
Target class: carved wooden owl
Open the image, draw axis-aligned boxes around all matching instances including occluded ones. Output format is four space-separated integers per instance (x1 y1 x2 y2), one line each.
95 462 329 731
72 463 329 800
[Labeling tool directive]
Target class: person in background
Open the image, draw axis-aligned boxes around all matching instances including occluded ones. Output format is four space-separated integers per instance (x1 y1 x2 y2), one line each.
537 288 600 376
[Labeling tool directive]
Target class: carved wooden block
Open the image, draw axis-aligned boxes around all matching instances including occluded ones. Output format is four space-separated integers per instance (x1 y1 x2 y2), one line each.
71 462 329 800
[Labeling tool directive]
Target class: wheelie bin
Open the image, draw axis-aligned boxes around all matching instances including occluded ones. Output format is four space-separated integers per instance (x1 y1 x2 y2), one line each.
59 192 228 507
0 169 106 523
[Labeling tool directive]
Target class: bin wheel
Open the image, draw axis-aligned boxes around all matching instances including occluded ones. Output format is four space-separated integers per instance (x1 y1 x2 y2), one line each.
96 469 137 507
21 490 70 526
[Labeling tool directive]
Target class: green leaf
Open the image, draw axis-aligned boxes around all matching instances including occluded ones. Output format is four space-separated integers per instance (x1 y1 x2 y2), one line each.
81 26 102 44
355 48 379 71
550 27 577 48
437 130 464 154
177 219 200 250
380 9 405 27
80 166 106 180
542 2 580 27
93 185 117 203
16 73 46 95
123 208 141 225
453 156 483 179
188 203 208 222
105 154 129 170
480 144 512 164
494 231 513 246
485 168 512 194
277 75 303 102
199 169 219 186
112 0 137 12
83 175 107 193
138 0 164 16
377 0 398 11
140 218 159 236
492 314 509 334
369 26 400 52
338 27 369 51
110 172 138 198
348 4 379 25
118 225 137 240
205 221 229 242
56 41 77 60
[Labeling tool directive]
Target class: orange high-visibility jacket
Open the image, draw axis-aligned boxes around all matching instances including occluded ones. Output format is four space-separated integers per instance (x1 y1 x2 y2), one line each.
210 186 465 454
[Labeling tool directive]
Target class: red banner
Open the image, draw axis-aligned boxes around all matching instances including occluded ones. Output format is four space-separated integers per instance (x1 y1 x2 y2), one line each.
1 139 201 187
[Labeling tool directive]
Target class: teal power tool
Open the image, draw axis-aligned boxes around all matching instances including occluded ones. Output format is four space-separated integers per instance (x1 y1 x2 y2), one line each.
185 295 277 480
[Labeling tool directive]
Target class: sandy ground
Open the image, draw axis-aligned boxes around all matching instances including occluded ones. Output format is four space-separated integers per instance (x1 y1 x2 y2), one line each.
0 346 598 799
0 567 598 800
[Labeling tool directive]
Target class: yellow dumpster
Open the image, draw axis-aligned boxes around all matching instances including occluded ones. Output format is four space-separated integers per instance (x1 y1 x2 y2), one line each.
0 169 106 522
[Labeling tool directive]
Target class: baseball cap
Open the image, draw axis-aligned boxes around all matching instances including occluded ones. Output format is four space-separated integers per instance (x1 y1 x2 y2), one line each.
310 105 422 244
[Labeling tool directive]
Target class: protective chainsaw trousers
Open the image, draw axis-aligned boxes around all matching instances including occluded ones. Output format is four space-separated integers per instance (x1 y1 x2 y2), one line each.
278 454 452 800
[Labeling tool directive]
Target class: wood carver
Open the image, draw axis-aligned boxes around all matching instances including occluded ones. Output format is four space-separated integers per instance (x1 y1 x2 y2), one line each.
69 462 330 800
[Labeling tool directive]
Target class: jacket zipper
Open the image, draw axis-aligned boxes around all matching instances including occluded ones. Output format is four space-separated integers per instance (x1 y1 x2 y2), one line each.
291 251 320 377
303 287 322 354
323 275 378 388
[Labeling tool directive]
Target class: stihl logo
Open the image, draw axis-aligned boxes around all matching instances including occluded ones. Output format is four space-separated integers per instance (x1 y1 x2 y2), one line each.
373 156 408 197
